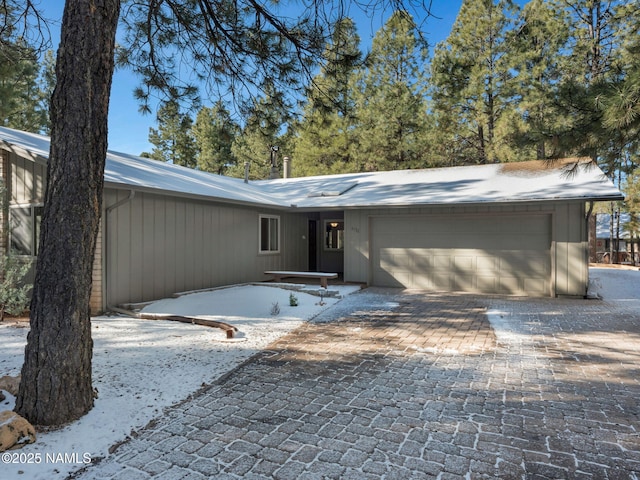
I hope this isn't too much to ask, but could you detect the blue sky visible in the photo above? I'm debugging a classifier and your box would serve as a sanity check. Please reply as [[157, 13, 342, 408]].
[[38, 1, 485, 155]]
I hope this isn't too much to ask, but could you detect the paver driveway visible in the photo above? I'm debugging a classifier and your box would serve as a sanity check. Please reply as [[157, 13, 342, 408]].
[[76, 276, 640, 479]]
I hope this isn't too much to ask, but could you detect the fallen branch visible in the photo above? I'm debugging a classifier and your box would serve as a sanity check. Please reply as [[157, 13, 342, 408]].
[[108, 307, 238, 339]]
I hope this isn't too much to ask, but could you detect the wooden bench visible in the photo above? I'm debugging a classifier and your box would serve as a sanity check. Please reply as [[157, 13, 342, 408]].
[[264, 271, 338, 289]]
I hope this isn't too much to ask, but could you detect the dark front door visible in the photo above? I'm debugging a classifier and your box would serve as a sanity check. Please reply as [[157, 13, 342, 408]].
[[308, 220, 318, 271]]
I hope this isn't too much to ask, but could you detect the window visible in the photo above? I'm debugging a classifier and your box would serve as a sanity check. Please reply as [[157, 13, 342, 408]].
[[259, 214, 280, 253], [10, 205, 44, 256], [324, 220, 344, 251]]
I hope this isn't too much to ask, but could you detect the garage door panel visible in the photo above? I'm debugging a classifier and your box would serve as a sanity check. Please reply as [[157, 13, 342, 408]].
[[476, 256, 498, 273], [477, 276, 498, 292], [371, 214, 551, 296], [433, 255, 451, 269], [497, 275, 521, 294], [453, 255, 474, 270], [432, 271, 452, 290], [499, 252, 550, 275], [453, 274, 475, 291], [524, 278, 547, 294]]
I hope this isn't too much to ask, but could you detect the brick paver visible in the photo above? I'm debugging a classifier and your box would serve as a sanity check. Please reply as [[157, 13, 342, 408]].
[[75, 289, 640, 479]]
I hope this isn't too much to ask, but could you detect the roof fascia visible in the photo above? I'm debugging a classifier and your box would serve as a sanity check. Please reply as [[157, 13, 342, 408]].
[[0, 142, 48, 166], [103, 183, 292, 211]]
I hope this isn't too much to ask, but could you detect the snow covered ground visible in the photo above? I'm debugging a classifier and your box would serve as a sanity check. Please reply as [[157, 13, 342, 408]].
[[0, 283, 360, 480], [1, 267, 637, 479]]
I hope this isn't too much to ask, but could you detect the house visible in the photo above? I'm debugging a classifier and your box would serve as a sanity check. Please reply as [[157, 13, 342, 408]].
[[0, 127, 623, 313], [593, 213, 637, 264]]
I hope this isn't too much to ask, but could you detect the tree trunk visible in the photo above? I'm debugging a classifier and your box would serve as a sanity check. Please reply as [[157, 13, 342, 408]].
[[15, 0, 120, 426]]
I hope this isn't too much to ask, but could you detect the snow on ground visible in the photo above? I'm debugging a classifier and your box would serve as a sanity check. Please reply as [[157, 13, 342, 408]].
[[0, 283, 360, 480], [486, 265, 640, 345], [588, 266, 640, 306]]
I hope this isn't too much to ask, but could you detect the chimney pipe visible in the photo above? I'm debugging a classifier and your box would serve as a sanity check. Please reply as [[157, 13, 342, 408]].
[[283, 156, 290, 179], [244, 162, 250, 183]]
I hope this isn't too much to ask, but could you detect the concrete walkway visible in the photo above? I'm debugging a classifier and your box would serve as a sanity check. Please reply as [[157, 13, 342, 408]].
[[76, 281, 640, 479]]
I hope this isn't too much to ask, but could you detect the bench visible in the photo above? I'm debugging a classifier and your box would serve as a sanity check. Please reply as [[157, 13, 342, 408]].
[[264, 271, 338, 289]]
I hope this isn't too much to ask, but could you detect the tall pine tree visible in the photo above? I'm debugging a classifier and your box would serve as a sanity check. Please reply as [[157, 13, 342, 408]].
[[292, 17, 362, 176], [230, 84, 292, 180], [550, 0, 627, 166], [193, 101, 239, 174], [430, 0, 518, 165], [147, 99, 198, 168], [508, 0, 570, 159], [354, 11, 429, 171], [0, 37, 49, 132]]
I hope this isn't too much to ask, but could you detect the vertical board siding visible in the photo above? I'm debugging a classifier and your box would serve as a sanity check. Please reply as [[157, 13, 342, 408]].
[[10, 153, 46, 204], [104, 189, 308, 308], [0, 151, 8, 258]]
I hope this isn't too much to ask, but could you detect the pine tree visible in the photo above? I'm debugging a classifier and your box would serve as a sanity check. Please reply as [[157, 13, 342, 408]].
[[0, 38, 49, 133], [148, 99, 198, 168], [193, 101, 239, 174], [430, 0, 518, 165], [550, 0, 628, 165], [354, 11, 429, 171], [39, 50, 57, 134], [292, 18, 362, 176], [598, 1, 640, 144], [508, 0, 570, 159], [229, 84, 292, 180]]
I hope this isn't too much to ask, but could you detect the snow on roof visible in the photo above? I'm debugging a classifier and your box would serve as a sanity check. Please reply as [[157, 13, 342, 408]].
[[0, 126, 623, 210], [258, 159, 623, 208], [103, 150, 282, 206], [596, 213, 634, 238], [0, 127, 283, 207]]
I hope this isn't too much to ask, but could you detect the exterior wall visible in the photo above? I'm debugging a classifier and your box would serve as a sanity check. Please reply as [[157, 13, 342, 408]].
[[103, 188, 308, 309], [6, 149, 115, 315], [553, 202, 588, 296], [345, 201, 589, 297], [5, 149, 47, 285], [0, 150, 8, 259], [90, 220, 103, 314], [9, 150, 46, 204]]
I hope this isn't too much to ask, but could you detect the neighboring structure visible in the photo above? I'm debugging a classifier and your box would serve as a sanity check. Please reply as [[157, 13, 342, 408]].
[[0, 127, 623, 313], [593, 213, 637, 264]]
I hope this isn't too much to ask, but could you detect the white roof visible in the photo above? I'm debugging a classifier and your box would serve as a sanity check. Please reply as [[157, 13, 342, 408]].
[[258, 160, 623, 208], [0, 126, 623, 210], [596, 213, 634, 239], [0, 127, 282, 207]]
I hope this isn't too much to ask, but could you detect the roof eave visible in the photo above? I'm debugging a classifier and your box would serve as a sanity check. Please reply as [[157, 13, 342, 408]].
[[103, 182, 291, 210]]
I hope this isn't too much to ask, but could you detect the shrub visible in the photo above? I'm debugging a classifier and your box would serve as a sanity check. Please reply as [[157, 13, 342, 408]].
[[0, 254, 32, 321], [289, 293, 298, 306]]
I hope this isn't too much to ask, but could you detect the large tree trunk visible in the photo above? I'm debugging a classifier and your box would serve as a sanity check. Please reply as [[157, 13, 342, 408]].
[[15, 0, 120, 426]]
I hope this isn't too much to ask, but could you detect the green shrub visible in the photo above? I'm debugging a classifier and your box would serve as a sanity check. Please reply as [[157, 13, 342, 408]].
[[289, 293, 298, 306], [0, 254, 32, 320]]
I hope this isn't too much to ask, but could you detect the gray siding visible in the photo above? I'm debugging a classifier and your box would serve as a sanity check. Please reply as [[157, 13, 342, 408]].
[[103, 189, 308, 308], [8, 151, 46, 204], [553, 202, 588, 296], [345, 202, 588, 297]]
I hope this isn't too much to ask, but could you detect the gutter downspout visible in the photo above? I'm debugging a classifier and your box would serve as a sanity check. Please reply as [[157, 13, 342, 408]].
[[104, 190, 135, 311], [585, 200, 594, 298]]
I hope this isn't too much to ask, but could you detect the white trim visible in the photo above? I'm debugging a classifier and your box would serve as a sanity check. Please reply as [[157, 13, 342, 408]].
[[258, 214, 280, 254]]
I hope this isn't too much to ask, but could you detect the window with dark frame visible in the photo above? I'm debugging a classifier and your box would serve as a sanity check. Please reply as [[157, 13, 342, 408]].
[[324, 220, 344, 251], [259, 214, 280, 253], [10, 204, 44, 256]]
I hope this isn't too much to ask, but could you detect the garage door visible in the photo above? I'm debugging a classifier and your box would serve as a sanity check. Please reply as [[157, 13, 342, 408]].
[[371, 214, 552, 296]]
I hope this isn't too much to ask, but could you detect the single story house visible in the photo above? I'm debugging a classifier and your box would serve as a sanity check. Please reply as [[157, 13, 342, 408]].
[[0, 126, 623, 313], [593, 213, 637, 264]]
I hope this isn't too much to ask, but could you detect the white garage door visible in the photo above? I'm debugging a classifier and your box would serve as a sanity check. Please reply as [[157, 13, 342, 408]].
[[371, 214, 552, 296]]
